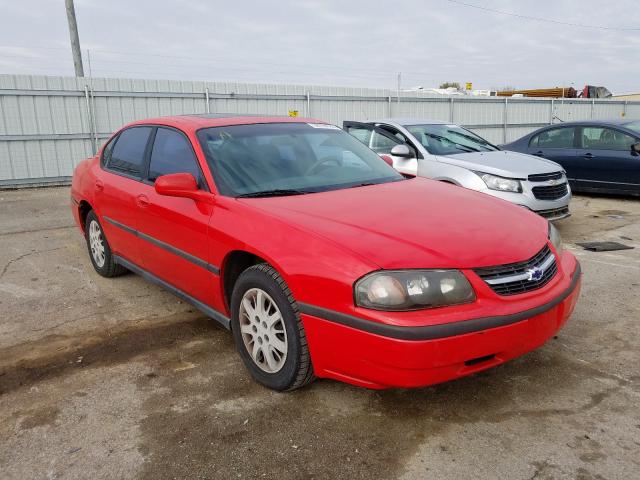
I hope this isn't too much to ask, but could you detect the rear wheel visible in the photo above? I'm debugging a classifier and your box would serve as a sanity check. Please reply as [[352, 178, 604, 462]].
[[231, 263, 315, 391], [84, 211, 127, 277]]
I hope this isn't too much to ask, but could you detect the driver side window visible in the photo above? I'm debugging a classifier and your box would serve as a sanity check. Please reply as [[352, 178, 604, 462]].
[[148, 128, 202, 183], [581, 127, 635, 151], [374, 125, 418, 157], [370, 130, 402, 154]]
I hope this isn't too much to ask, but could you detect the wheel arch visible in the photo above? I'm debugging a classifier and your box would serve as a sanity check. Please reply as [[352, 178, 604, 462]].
[[220, 250, 270, 312], [78, 200, 94, 232], [435, 177, 462, 186]]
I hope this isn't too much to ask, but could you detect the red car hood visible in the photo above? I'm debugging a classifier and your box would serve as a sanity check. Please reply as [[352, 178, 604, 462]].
[[243, 177, 549, 269]]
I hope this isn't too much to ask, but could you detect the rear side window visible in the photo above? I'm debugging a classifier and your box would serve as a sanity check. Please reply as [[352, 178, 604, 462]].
[[148, 128, 201, 182], [108, 127, 152, 176], [530, 127, 575, 149], [101, 137, 116, 166]]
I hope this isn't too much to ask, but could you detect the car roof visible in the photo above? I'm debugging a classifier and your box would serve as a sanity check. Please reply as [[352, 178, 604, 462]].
[[544, 119, 638, 127], [372, 118, 450, 127], [125, 114, 327, 131]]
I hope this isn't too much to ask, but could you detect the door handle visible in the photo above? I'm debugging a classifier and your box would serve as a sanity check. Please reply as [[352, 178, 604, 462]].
[[95, 180, 104, 191], [583, 153, 594, 159], [137, 194, 150, 208], [533, 151, 544, 157]]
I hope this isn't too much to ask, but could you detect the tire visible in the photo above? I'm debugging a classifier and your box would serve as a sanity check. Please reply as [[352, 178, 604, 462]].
[[230, 263, 315, 391], [84, 210, 127, 278]]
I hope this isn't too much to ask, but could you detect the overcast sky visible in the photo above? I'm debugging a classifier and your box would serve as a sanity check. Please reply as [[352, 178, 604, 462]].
[[0, 0, 638, 93]]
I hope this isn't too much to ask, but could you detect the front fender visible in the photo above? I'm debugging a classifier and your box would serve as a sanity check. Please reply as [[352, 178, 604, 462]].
[[419, 159, 486, 191], [208, 197, 379, 317]]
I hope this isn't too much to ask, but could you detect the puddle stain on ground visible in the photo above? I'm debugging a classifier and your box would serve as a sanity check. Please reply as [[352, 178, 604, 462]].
[[0, 312, 220, 395], [15, 405, 60, 429]]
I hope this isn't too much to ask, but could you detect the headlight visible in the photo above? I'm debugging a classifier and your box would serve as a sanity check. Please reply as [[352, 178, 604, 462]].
[[355, 270, 475, 311], [478, 173, 522, 193], [548, 222, 563, 254]]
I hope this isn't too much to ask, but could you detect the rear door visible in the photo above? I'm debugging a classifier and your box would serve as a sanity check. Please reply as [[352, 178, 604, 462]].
[[343, 121, 418, 175], [98, 126, 153, 263], [575, 126, 640, 191], [136, 126, 216, 305], [526, 126, 579, 178]]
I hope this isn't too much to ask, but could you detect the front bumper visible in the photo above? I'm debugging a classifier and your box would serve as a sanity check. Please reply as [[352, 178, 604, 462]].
[[476, 177, 572, 220], [530, 205, 571, 221], [301, 257, 581, 389]]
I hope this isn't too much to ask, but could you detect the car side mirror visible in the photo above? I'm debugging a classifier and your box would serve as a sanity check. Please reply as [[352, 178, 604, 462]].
[[390, 144, 413, 158], [155, 173, 213, 203], [632, 142, 640, 155]]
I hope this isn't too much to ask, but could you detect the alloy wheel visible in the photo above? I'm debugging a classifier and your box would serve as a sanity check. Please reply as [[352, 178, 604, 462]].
[[88, 220, 106, 268], [238, 288, 288, 373]]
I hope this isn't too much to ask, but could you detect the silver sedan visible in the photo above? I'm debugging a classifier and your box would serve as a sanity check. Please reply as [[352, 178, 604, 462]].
[[344, 119, 572, 221]]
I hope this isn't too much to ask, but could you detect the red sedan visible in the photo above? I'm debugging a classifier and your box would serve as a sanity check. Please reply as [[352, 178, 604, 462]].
[[71, 115, 581, 391]]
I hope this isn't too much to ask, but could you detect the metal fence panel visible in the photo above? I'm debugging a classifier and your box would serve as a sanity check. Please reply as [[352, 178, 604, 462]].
[[1, 73, 639, 186]]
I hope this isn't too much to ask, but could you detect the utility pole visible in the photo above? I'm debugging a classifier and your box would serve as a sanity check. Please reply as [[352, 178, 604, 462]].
[[65, 0, 84, 77], [397, 72, 401, 104]]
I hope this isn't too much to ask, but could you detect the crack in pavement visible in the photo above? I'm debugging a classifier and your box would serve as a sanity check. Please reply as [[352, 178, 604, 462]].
[[0, 247, 64, 279], [0, 224, 75, 237]]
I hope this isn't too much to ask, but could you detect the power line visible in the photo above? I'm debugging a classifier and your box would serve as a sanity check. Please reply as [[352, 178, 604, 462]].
[[444, 0, 640, 31], [0, 44, 446, 82], [0, 54, 400, 81]]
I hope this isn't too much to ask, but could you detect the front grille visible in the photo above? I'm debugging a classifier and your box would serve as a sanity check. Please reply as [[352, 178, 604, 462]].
[[532, 183, 568, 200], [536, 206, 570, 219], [528, 171, 563, 182], [474, 245, 557, 296]]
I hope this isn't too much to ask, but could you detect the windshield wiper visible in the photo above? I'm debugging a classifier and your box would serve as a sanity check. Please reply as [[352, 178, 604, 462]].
[[345, 177, 407, 189], [423, 133, 480, 152], [236, 189, 310, 198], [351, 182, 377, 187], [445, 130, 498, 150]]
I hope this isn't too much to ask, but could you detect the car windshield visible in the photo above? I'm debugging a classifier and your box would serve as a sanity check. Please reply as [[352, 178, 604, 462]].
[[405, 124, 498, 155], [623, 121, 640, 134], [197, 122, 405, 197]]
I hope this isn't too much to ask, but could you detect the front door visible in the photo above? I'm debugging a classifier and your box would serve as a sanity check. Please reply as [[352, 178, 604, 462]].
[[136, 127, 216, 305], [343, 121, 419, 175], [575, 126, 640, 191]]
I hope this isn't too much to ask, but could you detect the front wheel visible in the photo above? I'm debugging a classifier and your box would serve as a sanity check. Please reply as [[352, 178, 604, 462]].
[[230, 263, 315, 391]]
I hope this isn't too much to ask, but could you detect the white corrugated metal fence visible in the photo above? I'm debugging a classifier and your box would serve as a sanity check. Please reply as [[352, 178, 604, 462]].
[[1, 74, 639, 186]]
